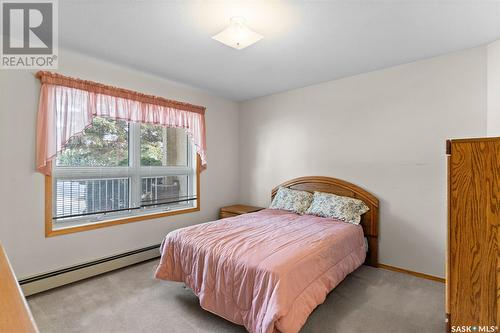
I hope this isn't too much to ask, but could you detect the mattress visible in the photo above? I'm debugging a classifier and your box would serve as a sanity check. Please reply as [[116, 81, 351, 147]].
[[155, 209, 366, 333]]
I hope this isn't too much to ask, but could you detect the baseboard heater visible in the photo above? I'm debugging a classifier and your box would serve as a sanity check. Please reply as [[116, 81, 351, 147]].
[[19, 244, 161, 296]]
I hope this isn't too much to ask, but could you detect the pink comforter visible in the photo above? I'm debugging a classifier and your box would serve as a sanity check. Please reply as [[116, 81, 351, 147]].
[[155, 209, 366, 333]]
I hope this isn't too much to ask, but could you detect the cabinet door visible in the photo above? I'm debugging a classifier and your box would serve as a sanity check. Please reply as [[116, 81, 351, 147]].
[[448, 139, 499, 328]]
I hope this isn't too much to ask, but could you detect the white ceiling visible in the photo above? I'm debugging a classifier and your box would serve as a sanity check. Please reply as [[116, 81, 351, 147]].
[[60, 0, 500, 101]]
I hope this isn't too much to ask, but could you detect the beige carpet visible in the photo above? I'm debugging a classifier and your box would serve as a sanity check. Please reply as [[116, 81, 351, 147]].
[[28, 259, 445, 333]]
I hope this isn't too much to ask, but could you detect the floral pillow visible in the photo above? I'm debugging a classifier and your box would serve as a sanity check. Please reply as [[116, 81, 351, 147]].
[[269, 187, 314, 215], [305, 191, 369, 225]]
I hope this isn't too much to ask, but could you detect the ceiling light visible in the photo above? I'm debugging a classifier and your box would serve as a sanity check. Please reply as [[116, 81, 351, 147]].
[[212, 17, 263, 50]]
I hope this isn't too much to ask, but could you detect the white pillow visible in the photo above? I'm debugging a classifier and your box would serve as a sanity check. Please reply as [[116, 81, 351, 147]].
[[269, 187, 313, 215], [305, 191, 369, 225]]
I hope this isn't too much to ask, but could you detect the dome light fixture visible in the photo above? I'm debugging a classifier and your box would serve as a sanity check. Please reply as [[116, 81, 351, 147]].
[[212, 17, 263, 50]]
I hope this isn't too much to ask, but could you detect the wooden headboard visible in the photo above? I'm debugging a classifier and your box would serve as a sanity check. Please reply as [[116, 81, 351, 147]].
[[271, 176, 379, 267]]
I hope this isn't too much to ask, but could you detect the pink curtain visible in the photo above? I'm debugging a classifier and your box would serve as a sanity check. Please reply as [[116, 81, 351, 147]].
[[36, 71, 207, 175]]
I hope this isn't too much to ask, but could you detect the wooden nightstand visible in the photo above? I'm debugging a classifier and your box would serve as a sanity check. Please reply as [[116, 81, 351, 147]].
[[219, 204, 264, 219]]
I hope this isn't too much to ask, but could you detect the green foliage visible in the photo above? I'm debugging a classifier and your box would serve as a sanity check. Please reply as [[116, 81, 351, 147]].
[[140, 124, 164, 166], [57, 117, 129, 167], [140, 156, 162, 166], [57, 118, 167, 167]]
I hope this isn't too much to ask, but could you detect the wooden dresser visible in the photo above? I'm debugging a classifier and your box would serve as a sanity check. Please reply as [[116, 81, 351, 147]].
[[446, 137, 499, 331], [0, 245, 38, 332], [219, 204, 264, 219]]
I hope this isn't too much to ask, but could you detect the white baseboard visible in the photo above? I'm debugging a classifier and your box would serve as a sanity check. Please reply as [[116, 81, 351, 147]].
[[20, 245, 160, 296]]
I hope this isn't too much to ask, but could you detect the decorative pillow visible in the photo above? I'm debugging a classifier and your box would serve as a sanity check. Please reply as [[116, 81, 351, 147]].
[[269, 187, 313, 215], [305, 191, 369, 225]]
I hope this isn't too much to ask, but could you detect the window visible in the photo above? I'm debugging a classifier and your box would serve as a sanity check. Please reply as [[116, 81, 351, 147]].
[[47, 117, 199, 235]]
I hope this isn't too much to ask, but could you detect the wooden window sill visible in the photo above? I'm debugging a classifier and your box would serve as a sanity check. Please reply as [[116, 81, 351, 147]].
[[46, 206, 200, 237]]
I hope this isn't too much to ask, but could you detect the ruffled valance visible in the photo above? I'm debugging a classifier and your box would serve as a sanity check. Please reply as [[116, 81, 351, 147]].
[[36, 71, 207, 175]]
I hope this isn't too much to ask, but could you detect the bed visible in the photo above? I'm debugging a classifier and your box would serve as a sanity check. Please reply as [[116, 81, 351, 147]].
[[155, 176, 379, 333]]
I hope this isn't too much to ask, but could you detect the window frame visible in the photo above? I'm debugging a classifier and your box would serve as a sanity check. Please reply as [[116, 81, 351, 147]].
[[44, 122, 200, 237]]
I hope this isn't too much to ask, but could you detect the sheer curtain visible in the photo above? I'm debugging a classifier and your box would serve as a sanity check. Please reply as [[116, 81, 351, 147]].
[[36, 71, 207, 175]]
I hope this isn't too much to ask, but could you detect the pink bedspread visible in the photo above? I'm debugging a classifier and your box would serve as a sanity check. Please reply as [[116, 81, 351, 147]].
[[155, 209, 366, 333]]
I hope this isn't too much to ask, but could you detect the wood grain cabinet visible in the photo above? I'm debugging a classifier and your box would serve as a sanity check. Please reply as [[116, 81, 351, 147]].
[[219, 205, 264, 219], [446, 137, 500, 331], [0, 245, 38, 332]]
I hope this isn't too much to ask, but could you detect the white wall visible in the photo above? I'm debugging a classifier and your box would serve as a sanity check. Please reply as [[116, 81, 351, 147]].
[[487, 39, 500, 136], [239, 47, 487, 278], [0, 49, 240, 278], [0, 45, 490, 280]]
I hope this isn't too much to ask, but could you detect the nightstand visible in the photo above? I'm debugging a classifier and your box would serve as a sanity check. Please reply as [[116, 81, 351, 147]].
[[219, 204, 264, 219]]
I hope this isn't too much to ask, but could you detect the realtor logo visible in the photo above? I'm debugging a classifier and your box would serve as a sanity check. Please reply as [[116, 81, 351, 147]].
[[1, 0, 58, 69]]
